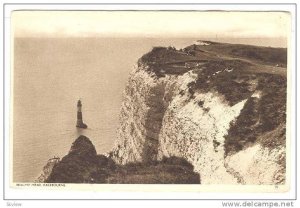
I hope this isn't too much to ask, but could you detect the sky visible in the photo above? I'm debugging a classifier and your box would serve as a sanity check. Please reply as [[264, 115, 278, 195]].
[[12, 11, 290, 38]]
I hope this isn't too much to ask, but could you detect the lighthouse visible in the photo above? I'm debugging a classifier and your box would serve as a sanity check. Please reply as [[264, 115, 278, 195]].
[[76, 100, 88, 129]]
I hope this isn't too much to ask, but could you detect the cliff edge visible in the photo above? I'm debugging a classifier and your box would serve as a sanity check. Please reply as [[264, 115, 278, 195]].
[[38, 41, 286, 185], [111, 41, 286, 185]]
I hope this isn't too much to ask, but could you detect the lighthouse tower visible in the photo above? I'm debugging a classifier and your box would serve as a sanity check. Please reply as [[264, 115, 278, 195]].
[[76, 100, 87, 129]]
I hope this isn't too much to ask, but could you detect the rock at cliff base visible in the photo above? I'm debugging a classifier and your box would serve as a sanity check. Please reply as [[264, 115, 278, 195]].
[[35, 157, 60, 183], [44, 136, 200, 184]]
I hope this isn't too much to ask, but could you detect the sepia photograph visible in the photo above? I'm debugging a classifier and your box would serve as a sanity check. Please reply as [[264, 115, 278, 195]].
[[11, 10, 290, 190]]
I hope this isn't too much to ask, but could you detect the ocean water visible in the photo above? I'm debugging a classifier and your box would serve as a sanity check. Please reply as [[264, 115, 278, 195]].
[[13, 37, 286, 182]]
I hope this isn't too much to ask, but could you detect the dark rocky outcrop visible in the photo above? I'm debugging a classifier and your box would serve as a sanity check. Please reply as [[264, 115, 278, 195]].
[[46, 135, 104, 183], [45, 135, 200, 184]]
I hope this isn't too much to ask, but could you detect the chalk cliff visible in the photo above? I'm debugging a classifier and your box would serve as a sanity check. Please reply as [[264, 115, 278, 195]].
[[38, 41, 286, 185], [111, 42, 287, 185]]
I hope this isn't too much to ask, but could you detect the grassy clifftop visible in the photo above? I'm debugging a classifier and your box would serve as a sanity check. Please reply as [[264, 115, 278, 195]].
[[186, 41, 287, 67], [46, 136, 200, 184], [139, 40, 286, 156]]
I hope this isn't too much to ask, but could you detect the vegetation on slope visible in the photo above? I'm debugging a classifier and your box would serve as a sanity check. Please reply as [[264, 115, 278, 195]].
[[138, 46, 212, 77], [139, 41, 287, 156], [46, 136, 200, 184], [224, 73, 286, 155], [188, 59, 254, 106], [107, 156, 200, 184]]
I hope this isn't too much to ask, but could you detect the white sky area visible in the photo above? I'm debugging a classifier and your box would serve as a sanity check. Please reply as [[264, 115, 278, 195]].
[[12, 11, 290, 38]]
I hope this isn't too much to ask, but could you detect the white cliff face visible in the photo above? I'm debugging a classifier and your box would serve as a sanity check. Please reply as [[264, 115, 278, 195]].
[[112, 64, 285, 185], [158, 90, 247, 184], [225, 144, 286, 185], [112, 65, 174, 164]]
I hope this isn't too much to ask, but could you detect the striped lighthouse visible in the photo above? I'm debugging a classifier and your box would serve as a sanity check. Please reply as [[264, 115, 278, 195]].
[[76, 100, 87, 129]]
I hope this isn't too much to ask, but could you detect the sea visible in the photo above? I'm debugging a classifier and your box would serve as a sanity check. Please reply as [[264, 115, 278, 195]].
[[13, 37, 286, 182]]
